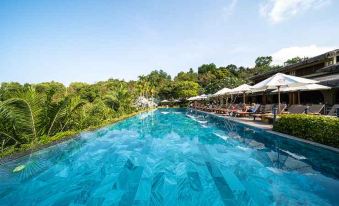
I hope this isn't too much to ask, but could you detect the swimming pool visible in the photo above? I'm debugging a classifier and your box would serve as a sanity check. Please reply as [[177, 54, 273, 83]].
[[0, 108, 338, 205]]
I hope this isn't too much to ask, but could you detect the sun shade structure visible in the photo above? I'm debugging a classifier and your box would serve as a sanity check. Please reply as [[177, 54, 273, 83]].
[[271, 83, 331, 93], [252, 73, 318, 90], [187, 94, 210, 101], [212, 87, 232, 97], [229, 84, 253, 94], [229, 84, 253, 104], [271, 83, 331, 104], [196, 94, 209, 100], [252, 73, 319, 109], [187, 96, 197, 101]]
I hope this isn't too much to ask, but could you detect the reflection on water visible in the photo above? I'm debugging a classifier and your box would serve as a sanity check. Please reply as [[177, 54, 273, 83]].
[[0, 108, 338, 205]]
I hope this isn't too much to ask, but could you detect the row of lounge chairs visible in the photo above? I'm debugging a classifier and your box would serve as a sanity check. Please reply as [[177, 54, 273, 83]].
[[191, 103, 339, 122]]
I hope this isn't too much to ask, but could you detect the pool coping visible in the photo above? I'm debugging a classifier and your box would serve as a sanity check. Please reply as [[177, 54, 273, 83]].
[[192, 109, 339, 153]]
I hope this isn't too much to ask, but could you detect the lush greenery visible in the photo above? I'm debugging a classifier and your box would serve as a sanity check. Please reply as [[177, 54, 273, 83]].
[[0, 55, 291, 157], [273, 114, 339, 148], [0, 79, 142, 157]]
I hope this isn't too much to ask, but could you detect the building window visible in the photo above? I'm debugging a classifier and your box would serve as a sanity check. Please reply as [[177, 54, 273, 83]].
[[336, 56, 339, 64]]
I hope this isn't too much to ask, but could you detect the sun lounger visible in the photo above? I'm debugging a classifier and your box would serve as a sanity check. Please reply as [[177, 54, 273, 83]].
[[327, 104, 339, 117], [253, 104, 286, 121], [215, 104, 238, 116], [283, 105, 307, 114], [307, 104, 325, 115], [251, 104, 273, 120], [234, 104, 261, 117]]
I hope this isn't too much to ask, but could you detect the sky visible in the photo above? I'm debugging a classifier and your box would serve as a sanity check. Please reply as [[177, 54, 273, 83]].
[[0, 0, 338, 85]]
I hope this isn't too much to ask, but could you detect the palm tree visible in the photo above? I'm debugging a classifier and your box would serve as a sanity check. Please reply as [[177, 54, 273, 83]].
[[46, 96, 85, 136], [0, 88, 85, 152], [0, 89, 43, 156]]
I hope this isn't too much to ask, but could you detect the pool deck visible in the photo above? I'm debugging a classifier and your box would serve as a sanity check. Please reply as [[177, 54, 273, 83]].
[[196, 111, 274, 130], [223, 116, 273, 130]]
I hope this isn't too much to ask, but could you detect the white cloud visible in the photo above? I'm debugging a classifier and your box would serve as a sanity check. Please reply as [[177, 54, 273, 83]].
[[260, 0, 331, 23], [271, 45, 336, 65], [223, 0, 238, 16]]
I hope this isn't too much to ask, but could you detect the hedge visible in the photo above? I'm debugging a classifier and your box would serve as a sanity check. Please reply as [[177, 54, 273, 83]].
[[273, 114, 339, 148]]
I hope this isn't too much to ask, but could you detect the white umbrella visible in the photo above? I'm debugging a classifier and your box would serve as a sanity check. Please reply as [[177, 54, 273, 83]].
[[188, 94, 209, 101], [271, 83, 330, 93], [187, 96, 198, 101], [230, 84, 253, 104], [161, 100, 169, 103], [252, 73, 318, 108], [197, 94, 209, 100], [212, 88, 231, 106], [213, 87, 232, 97], [271, 83, 331, 104]]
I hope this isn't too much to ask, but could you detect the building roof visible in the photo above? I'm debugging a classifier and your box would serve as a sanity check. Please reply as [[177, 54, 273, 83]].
[[313, 73, 339, 88], [250, 49, 339, 81]]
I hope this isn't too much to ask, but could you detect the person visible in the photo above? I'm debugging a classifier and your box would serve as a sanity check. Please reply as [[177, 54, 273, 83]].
[[241, 103, 247, 112], [247, 103, 256, 112]]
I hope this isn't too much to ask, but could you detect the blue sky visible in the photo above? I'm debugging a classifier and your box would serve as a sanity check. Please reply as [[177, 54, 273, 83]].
[[0, 0, 338, 85]]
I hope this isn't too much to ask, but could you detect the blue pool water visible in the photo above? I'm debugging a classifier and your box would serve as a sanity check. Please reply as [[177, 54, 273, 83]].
[[0, 108, 339, 205]]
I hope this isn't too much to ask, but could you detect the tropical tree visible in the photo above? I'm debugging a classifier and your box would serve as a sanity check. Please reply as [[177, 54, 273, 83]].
[[0, 88, 43, 149], [173, 81, 200, 99], [284, 57, 303, 65]]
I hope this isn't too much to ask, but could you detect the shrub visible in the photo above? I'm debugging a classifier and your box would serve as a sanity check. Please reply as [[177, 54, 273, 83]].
[[273, 114, 339, 148]]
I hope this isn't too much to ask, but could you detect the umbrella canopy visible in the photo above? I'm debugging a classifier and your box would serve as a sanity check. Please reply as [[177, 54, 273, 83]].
[[161, 100, 170, 103], [229, 84, 252, 104], [229, 84, 253, 94], [197, 94, 209, 100], [271, 83, 331, 93], [252, 73, 318, 90], [187, 94, 210, 101], [187, 96, 197, 101], [271, 83, 331, 104], [213, 87, 232, 97], [252, 73, 319, 109]]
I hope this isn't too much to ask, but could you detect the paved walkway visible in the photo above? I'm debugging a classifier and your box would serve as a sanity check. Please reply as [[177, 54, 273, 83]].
[[198, 111, 273, 130], [228, 116, 273, 130]]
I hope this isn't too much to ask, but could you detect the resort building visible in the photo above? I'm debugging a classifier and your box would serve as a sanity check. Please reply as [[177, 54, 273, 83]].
[[249, 49, 339, 107]]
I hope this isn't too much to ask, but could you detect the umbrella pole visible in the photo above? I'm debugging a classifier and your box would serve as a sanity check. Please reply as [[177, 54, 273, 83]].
[[243, 92, 246, 105], [278, 86, 281, 112], [298, 91, 300, 104]]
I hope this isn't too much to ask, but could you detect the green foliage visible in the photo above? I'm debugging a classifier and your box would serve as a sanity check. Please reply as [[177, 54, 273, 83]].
[[204, 76, 245, 94], [0, 79, 140, 156], [255, 56, 272, 67], [273, 114, 339, 148], [253, 56, 275, 74], [198, 63, 217, 74], [284, 57, 303, 65], [173, 81, 200, 98], [174, 68, 198, 82]]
